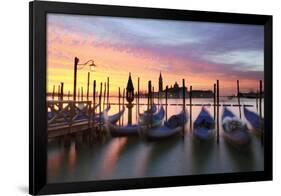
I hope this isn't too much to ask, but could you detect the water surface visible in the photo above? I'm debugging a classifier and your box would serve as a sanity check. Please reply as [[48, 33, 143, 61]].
[[47, 98, 264, 183]]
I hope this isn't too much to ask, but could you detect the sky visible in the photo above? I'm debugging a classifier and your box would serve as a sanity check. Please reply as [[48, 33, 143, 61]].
[[47, 13, 264, 96]]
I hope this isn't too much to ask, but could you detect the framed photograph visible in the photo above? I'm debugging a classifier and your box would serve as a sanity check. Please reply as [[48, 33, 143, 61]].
[[29, 1, 272, 195]]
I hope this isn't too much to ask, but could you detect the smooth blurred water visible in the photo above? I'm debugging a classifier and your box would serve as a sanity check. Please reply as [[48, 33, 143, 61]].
[[47, 97, 264, 183]]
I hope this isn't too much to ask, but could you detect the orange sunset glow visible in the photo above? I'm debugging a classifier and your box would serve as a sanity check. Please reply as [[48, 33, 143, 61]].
[[47, 14, 264, 96]]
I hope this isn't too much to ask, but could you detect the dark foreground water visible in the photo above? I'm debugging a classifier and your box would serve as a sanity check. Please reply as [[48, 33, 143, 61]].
[[47, 98, 264, 183]]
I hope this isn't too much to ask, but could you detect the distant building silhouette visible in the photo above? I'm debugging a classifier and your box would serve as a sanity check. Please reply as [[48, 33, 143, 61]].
[[159, 72, 163, 92], [239, 91, 264, 98], [165, 82, 214, 98], [191, 90, 214, 98], [138, 72, 214, 98], [165, 82, 187, 98]]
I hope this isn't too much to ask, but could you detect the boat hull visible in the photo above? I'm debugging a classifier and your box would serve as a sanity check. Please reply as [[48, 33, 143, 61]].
[[223, 130, 251, 148], [109, 124, 140, 137], [193, 128, 215, 141], [244, 107, 263, 136], [222, 107, 251, 149], [144, 126, 183, 141], [193, 107, 215, 141]]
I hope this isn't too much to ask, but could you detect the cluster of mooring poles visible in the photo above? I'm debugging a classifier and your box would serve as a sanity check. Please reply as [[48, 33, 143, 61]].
[[49, 57, 265, 146]]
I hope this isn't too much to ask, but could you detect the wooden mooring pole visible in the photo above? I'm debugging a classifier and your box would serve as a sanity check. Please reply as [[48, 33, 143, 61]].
[[213, 83, 216, 121], [216, 80, 220, 144], [182, 79, 186, 136], [52, 85, 55, 100], [138, 77, 140, 117], [182, 79, 186, 109], [237, 80, 241, 119], [148, 81, 152, 111], [68, 90, 70, 100], [99, 83, 103, 131], [122, 88, 125, 126], [165, 86, 168, 122], [87, 72, 90, 100], [103, 82, 106, 110], [158, 88, 160, 110], [60, 82, 64, 101], [107, 77, 110, 107], [256, 89, 259, 112], [78, 87, 80, 101], [260, 80, 263, 146], [93, 80, 96, 108], [152, 86, 155, 104], [81, 87, 84, 101], [135, 90, 138, 122], [93, 80, 96, 127], [189, 85, 192, 131], [118, 87, 121, 127], [58, 85, 61, 100]]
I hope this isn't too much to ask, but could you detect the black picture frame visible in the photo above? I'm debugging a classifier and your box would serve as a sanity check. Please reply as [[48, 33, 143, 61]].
[[29, 1, 273, 195]]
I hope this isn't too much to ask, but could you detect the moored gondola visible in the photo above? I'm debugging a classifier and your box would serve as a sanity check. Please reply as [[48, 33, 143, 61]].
[[73, 104, 111, 121], [103, 107, 125, 124], [143, 110, 188, 140], [193, 107, 215, 141], [222, 107, 251, 148], [108, 106, 165, 137], [138, 105, 165, 127], [243, 106, 263, 135], [139, 103, 157, 118], [107, 123, 141, 137]]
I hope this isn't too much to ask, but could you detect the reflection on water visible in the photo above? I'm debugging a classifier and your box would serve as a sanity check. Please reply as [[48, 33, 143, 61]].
[[67, 142, 77, 175], [98, 137, 128, 178], [47, 98, 264, 183]]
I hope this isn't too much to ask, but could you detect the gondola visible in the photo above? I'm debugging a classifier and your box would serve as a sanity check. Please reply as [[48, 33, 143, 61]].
[[143, 104, 157, 114], [243, 106, 263, 135], [74, 104, 111, 121], [138, 104, 157, 119], [138, 105, 165, 127], [92, 104, 111, 121], [108, 106, 165, 137], [107, 123, 141, 137], [193, 107, 215, 141], [103, 107, 125, 124], [143, 110, 188, 140], [222, 107, 251, 148]]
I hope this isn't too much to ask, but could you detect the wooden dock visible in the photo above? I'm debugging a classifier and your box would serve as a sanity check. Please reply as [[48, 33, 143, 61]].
[[48, 100, 93, 138], [48, 120, 91, 138]]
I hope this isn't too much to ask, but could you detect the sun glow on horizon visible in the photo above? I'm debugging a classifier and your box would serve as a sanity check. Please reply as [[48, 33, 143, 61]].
[[47, 14, 264, 97]]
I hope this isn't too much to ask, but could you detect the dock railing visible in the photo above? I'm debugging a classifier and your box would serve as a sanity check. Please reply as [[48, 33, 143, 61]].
[[47, 100, 92, 137]]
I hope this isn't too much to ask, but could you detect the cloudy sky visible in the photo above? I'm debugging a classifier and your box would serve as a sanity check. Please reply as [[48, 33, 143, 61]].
[[47, 13, 264, 96]]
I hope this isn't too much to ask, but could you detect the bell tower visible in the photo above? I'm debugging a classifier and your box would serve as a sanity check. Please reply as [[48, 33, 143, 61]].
[[159, 72, 163, 92]]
